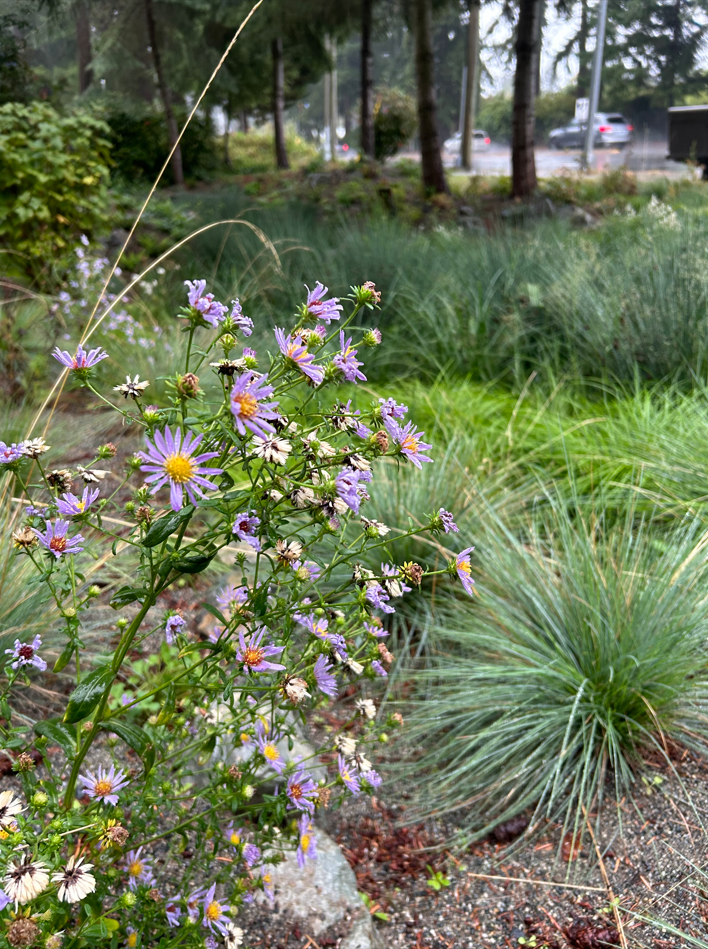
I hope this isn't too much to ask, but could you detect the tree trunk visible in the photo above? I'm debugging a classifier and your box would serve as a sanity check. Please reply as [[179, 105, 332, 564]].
[[413, 0, 448, 193], [74, 0, 93, 94], [534, 0, 545, 98], [576, 0, 590, 97], [461, 0, 480, 170], [272, 37, 289, 170], [241, 111, 249, 133], [144, 0, 184, 186], [667, 0, 682, 107], [511, 0, 541, 199], [360, 0, 375, 159]]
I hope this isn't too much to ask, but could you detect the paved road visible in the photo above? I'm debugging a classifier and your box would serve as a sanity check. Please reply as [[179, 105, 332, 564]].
[[440, 142, 694, 178]]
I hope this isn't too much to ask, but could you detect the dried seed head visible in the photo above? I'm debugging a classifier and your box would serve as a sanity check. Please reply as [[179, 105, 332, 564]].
[[315, 786, 331, 809], [134, 505, 153, 526], [146, 888, 161, 902], [103, 822, 129, 847], [372, 430, 389, 454], [280, 676, 310, 704], [176, 372, 200, 399], [47, 470, 73, 492], [377, 643, 394, 668], [227, 765, 243, 782], [13, 753, 35, 773], [12, 527, 37, 550], [401, 562, 424, 586], [7, 918, 40, 947]]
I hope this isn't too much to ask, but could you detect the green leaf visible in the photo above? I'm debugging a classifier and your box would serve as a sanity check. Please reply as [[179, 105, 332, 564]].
[[53, 640, 75, 673], [109, 586, 144, 610], [251, 582, 269, 617], [64, 665, 112, 723], [99, 720, 155, 775], [172, 547, 216, 575], [201, 603, 228, 626], [142, 506, 193, 548], [34, 719, 76, 759]]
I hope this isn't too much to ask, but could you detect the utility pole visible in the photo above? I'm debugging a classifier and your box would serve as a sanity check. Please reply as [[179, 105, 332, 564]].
[[461, 0, 480, 171], [323, 35, 338, 161], [581, 0, 609, 172]]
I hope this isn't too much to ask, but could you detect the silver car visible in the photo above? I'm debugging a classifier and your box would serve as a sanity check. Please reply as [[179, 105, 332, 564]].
[[597, 112, 634, 148], [443, 130, 491, 165]]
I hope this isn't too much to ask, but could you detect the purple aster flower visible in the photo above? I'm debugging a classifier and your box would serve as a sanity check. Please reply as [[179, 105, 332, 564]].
[[139, 426, 223, 512], [379, 397, 407, 421], [286, 769, 318, 813], [305, 281, 343, 323], [297, 815, 317, 868], [333, 331, 366, 383], [257, 729, 285, 773], [205, 937, 219, 949], [216, 584, 249, 612], [230, 299, 254, 337], [184, 279, 228, 327], [371, 659, 388, 677], [313, 655, 337, 697], [364, 621, 388, 638], [0, 443, 23, 464], [0, 890, 10, 912], [225, 824, 244, 850], [384, 418, 433, 468], [244, 347, 257, 358], [202, 883, 231, 935], [365, 581, 395, 614], [259, 867, 275, 902], [456, 547, 475, 597], [335, 468, 372, 515], [165, 900, 181, 927], [165, 614, 186, 644], [25, 505, 47, 518], [355, 421, 373, 440], [242, 843, 261, 868], [237, 627, 285, 673], [125, 848, 155, 890], [34, 519, 85, 558], [438, 508, 459, 533], [80, 764, 129, 806], [232, 511, 261, 551], [328, 633, 349, 658], [361, 769, 383, 788], [275, 328, 324, 385], [5, 636, 47, 672], [52, 343, 109, 370], [298, 561, 322, 581], [56, 486, 99, 517], [295, 611, 329, 640], [338, 755, 360, 796], [230, 371, 280, 440], [186, 887, 206, 922]]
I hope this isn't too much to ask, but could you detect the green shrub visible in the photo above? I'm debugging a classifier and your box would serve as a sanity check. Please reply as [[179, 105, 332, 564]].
[[374, 88, 417, 161], [103, 105, 217, 183], [404, 495, 708, 846], [0, 102, 110, 275]]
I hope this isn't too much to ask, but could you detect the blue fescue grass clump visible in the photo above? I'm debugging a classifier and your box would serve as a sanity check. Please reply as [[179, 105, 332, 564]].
[[403, 492, 708, 847]]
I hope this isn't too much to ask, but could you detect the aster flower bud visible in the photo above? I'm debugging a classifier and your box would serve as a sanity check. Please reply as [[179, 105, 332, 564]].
[[401, 562, 424, 586], [242, 784, 255, 799], [127, 454, 142, 472], [176, 372, 200, 399], [243, 349, 258, 370], [87, 585, 100, 597], [98, 442, 117, 458], [124, 501, 135, 514], [141, 405, 163, 425], [31, 791, 48, 807], [362, 328, 382, 347], [121, 892, 137, 908], [220, 333, 236, 354]]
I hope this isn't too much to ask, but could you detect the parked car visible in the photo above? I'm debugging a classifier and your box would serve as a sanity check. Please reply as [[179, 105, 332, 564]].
[[548, 113, 634, 150], [443, 130, 491, 164]]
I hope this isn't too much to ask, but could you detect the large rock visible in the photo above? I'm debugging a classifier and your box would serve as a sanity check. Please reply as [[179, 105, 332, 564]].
[[257, 829, 384, 948]]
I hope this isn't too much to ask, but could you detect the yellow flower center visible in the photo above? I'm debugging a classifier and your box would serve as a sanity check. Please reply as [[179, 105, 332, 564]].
[[128, 860, 143, 877], [240, 732, 251, 744], [127, 934, 137, 948], [289, 782, 302, 800], [243, 646, 264, 667], [94, 779, 113, 796], [232, 392, 258, 418], [163, 454, 195, 483], [230, 832, 241, 846], [0, 830, 8, 840], [263, 743, 280, 762], [49, 536, 67, 553], [301, 833, 311, 851], [206, 901, 222, 922], [458, 559, 471, 576], [401, 434, 419, 453]]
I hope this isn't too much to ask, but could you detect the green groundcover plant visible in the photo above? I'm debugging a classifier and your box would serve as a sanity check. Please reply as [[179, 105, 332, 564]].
[[0, 275, 474, 948]]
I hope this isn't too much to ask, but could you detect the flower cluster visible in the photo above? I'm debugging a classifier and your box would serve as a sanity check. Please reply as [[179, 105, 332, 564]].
[[0, 277, 475, 947]]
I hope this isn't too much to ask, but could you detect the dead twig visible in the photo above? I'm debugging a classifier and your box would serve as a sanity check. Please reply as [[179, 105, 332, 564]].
[[583, 806, 628, 949], [465, 871, 604, 892]]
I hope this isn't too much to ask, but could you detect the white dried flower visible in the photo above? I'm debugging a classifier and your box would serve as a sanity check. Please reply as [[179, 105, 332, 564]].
[[355, 698, 377, 721], [4, 857, 50, 904], [52, 855, 96, 903], [252, 435, 292, 466], [21, 438, 50, 458], [114, 375, 150, 399], [0, 790, 25, 826]]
